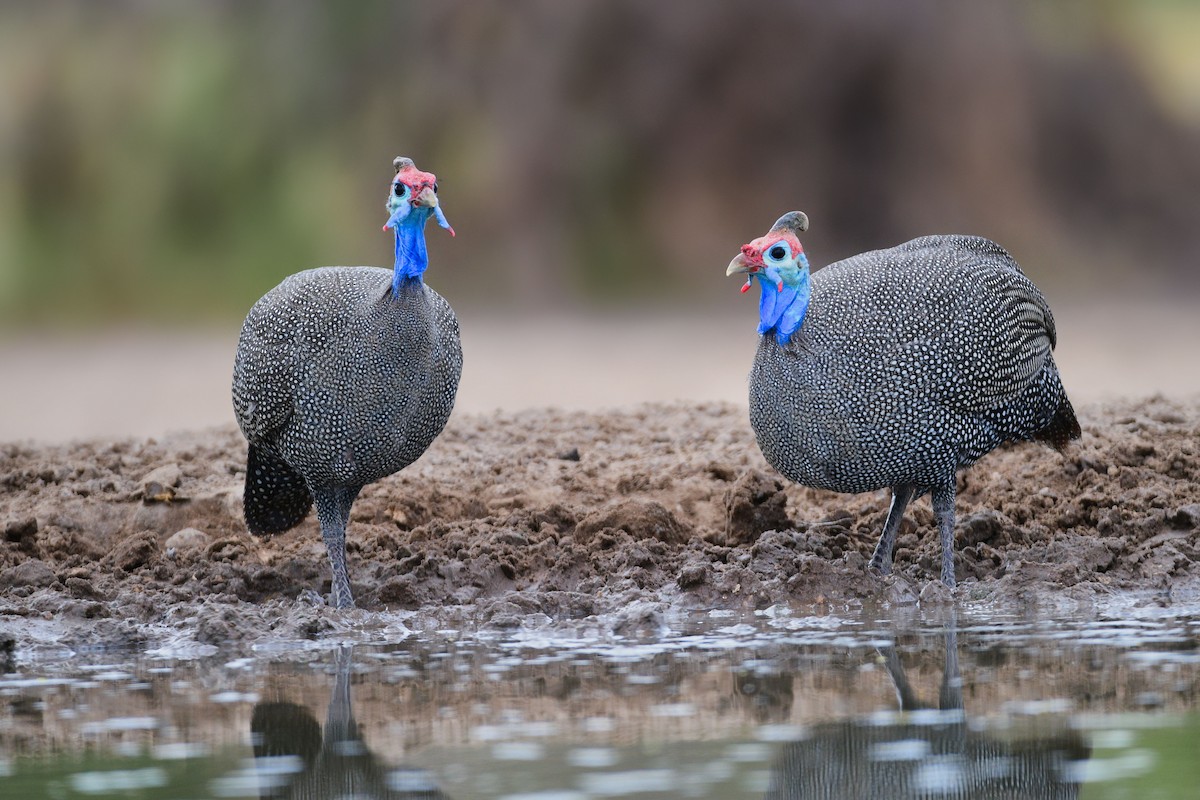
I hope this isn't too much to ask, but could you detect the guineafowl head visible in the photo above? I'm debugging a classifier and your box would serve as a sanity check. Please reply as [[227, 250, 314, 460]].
[[383, 156, 454, 290], [727, 211, 812, 344]]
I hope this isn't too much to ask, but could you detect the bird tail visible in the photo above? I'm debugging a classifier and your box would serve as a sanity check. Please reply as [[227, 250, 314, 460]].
[[1035, 395, 1082, 453], [243, 444, 313, 535]]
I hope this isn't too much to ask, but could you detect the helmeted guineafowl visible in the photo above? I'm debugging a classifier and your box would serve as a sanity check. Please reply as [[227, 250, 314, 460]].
[[232, 157, 461, 609], [727, 212, 1080, 588]]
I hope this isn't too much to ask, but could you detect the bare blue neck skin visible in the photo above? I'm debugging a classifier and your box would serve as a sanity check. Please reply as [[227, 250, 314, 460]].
[[756, 255, 811, 345], [385, 207, 434, 294]]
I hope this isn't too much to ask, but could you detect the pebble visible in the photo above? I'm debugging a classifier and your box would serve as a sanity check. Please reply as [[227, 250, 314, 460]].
[[1, 559, 56, 588], [141, 464, 182, 503], [164, 528, 209, 559]]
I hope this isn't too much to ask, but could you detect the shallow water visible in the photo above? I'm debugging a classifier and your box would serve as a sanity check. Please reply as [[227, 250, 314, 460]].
[[3, 606, 1199, 799]]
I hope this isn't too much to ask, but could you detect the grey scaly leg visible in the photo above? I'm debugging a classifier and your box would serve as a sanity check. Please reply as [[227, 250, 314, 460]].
[[314, 487, 358, 609], [931, 484, 957, 588], [868, 484, 918, 576]]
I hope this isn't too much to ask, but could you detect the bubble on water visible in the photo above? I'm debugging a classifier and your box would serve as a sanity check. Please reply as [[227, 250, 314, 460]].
[[567, 747, 619, 768], [1064, 749, 1156, 783], [725, 742, 772, 762], [649, 702, 696, 718], [578, 768, 676, 794], [913, 756, 966, 794], [210, 691, 258, 704], [870, 739, 931, 762], [492, 741, 545, 761], [756, 723, 810, 742], [387, 768, 443, 792], [153, 742, 211, 760], [106, 716, 159, 731], [71, 767, 167, 794], [581, 716, 615, 733]]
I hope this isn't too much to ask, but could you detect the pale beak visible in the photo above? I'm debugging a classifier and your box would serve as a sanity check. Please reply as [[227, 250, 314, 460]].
[[413, 186, 439, 208], [412, 185, 455, 236], [726, 253, 754, 276]]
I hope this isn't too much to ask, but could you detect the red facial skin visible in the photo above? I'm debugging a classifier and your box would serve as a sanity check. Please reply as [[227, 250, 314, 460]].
[[737, 230, 804, 293], [394, 163, 439, 197], [739, 230, 805, 270]]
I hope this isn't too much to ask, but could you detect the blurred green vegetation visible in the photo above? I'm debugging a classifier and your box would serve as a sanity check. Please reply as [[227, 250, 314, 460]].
[[1, 1, 1198, 328]]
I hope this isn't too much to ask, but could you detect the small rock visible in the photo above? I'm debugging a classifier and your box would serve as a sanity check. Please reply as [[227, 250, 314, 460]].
[[556, 447, 581, 462], [378, 577, 420, 608], [575, 500, 691, 544], [677, 562, 709, 589], [3, 516, 38, 542], [3, 517, 39, 555], [0, 635, 13, 673], [165, 527, 210, 558], [106, 532, 159, 572], [1, 559, 56, 589], [142, 464, 183, 504], [65, 576, 103, 599], [610, 600, 666, 637], [724, 470, 791, 545], [918, 580, 955, 606], [958, 511, 1007, 546], [1168, 504, 1200, 530]]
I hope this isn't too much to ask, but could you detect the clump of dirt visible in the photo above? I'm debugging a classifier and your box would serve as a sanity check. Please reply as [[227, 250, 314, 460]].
[[1, 398, 1198, 650]]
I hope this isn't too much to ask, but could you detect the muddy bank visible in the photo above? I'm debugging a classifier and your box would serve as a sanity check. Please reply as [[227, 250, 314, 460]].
[[2, 397, 1198, 652]]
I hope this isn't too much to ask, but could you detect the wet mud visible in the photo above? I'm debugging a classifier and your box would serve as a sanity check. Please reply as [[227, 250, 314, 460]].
[[1, 397, 1198, 651]]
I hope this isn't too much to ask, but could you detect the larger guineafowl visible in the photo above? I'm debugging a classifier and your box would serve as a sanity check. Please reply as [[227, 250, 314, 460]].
[[727, 212, 1079, 588], [232, 157, 461, 609]]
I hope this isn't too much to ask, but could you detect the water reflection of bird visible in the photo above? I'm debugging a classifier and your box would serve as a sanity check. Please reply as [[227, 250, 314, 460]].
[[232, 157, 462, 608], [251, 646, 450, 800], [728, 213, 1080, 587], [762, 620, 1089, 799]]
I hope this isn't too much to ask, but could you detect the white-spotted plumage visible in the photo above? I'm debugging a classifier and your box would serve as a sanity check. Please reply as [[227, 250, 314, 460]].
[[232, 266, 461, 608], [742, 226, 1079, 587]]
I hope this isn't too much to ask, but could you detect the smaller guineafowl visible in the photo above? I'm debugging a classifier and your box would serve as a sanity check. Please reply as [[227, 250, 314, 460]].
[[727, 212, 1080, 588], [232, 157, 461, 609]]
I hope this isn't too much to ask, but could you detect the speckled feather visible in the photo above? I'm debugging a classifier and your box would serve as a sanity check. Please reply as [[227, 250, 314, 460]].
[[232, 267, 462, 535], [750, 235, 1077, 497]]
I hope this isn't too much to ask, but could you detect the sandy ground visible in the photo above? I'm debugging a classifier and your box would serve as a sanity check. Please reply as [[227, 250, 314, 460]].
[[1, 385, 1198, 652]]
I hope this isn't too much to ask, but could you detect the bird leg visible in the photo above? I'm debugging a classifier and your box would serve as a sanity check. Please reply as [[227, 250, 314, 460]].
[[868, 484, 918, 576], [931, 485, 958, 588], [314, 487, 361, 609]]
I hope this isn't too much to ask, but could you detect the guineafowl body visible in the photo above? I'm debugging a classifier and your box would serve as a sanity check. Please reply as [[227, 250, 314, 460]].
[[232, 158, 461, 608], [728, 212, 1079, 587]]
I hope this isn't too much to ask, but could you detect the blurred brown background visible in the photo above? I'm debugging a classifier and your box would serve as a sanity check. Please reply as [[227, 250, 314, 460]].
[[2, 0, 1198, 440]]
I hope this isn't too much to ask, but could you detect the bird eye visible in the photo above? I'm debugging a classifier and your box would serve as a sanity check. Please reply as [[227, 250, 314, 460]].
[[767, 244, 789, 262], [393, 183, 410, 199], [433, 183, 438, 194]]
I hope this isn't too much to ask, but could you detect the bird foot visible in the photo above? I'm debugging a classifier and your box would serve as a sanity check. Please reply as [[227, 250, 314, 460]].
[[330, 581, 356, 610]]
